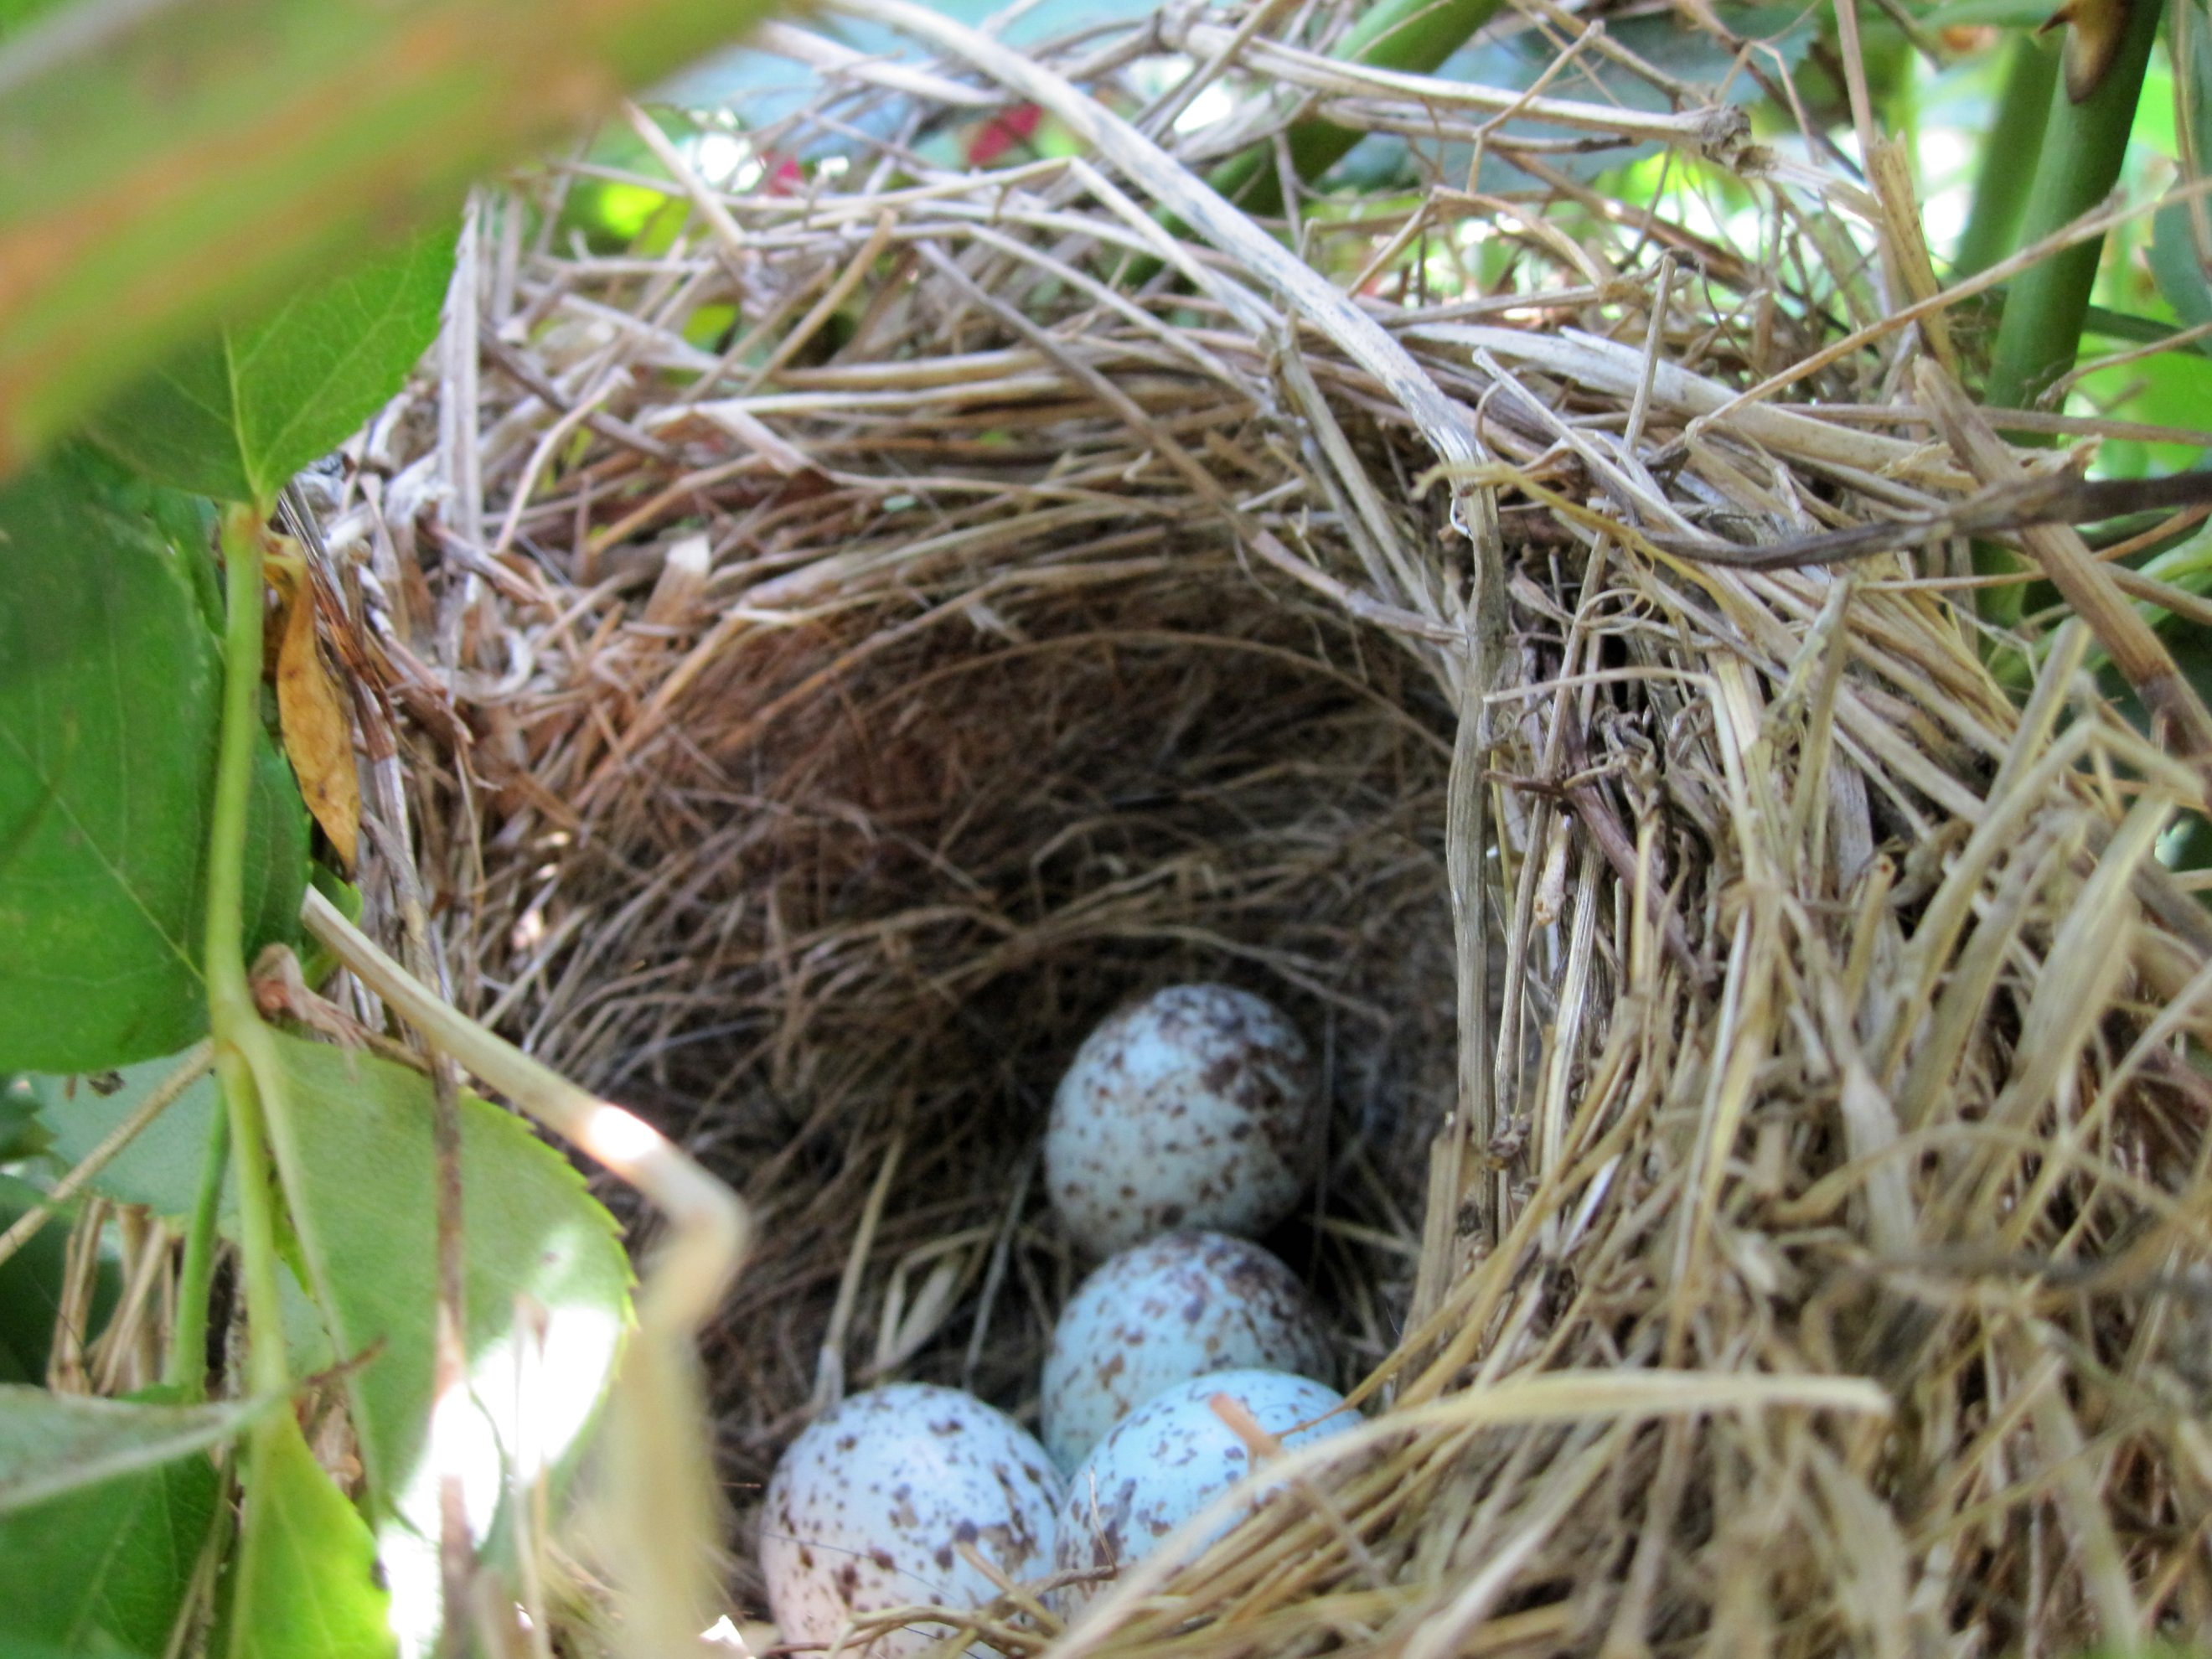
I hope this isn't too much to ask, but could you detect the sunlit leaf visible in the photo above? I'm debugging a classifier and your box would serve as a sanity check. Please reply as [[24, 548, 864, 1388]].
[[87, 231, 453, 508], [256, 1031, 629, 1636], [223, 1416, 392, 1659]]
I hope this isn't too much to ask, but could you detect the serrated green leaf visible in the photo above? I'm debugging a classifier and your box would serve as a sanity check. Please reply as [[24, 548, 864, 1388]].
[[256, 1033, 630, 1589], [0, 1427, 218, 1655], [0, 1385, 267, 1513], [0, 456, 309, 1072], [225, 1415, 392, 1659], [87, 231, 455, 508]]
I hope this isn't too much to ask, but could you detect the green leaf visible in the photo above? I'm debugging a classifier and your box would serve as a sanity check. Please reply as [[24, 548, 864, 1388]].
[[0, 1385, 266, 1513], [22, 1056, 229, 1224], [2151, 201, 2212, 331], [0, 1422, 219, 1655], [0, 0, 70, 39], [0, 455, 309, 1072], [224, 1415, 393, 1659], [256, 1032, 629, 1559], [87, 231, 455, 507]]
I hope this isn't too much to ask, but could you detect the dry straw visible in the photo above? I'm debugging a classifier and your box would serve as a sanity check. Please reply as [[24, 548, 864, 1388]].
[[310, 0, 2212, 1650]]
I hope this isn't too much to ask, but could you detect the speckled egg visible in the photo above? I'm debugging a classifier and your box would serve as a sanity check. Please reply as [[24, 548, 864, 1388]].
[[759, 1383, 1063, 1656], [1053, 1369, 1356, 1614], [1041, 1231, 1330, 1473], [1046, 985, 1320, 1257]]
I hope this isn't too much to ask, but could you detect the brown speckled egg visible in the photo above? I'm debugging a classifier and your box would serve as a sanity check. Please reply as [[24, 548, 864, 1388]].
[[1040, 1232, 1329, 1473], [1053, 1369, 1356, 1616], [758, 1383, 1062, 1657], [1045, 984, 1320, 1257]]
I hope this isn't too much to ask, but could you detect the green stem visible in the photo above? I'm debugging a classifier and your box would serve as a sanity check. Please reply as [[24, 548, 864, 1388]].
[[1977, 0, 2167, 624], [208, 504, 288, 1398], [164, 1105, 230, 1400], [1985, 0, 2167, 412], [1955, 34, 2060, 279]]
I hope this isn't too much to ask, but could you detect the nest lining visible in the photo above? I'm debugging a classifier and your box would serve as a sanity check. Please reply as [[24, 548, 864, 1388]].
[[313, 3, 2212, 1651]]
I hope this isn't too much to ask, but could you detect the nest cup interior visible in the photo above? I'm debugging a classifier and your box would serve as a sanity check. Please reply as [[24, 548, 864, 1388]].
[[361, 259, 1470, 1606], [637, 523, 1461, 1594]]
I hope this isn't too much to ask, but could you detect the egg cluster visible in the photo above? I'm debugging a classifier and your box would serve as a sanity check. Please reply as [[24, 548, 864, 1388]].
[[761, 984, 1356, 1655]]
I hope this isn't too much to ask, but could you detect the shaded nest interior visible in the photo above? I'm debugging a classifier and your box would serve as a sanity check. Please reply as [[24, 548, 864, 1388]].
[[315, 2, 2212, 1650]]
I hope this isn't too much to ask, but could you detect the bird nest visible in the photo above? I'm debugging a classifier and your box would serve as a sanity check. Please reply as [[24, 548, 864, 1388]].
[[315, 1, 2212, 1651]]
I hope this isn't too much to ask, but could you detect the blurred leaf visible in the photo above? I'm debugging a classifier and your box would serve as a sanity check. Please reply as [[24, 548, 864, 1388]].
[[0, 0, 784, 468], [222, 1414, 391, 1659], [0, 0, 67, 35], [2069, 344, 2212, 478], [257, 1033, 630, 1541], [0, 1417, 219, 1655], [0, 455, 308, 1072], [0, 1384, 266, 1512], [2185, 0, 2212, 163], [22, 1057, 226, 1224], [1925, 0, 2060, 25], [86, 231, 455, 507], [1339, 4, 1815, 195], [2152, 201, 2212, 328]]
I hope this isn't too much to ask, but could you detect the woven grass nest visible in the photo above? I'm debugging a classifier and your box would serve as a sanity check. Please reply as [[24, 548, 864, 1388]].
[[313, 2, 2212, 1651]]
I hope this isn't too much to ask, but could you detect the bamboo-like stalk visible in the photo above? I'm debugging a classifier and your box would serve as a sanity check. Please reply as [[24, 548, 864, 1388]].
[[1953, 33, 2060, 278], [1985, 0, 2166, 413], [1977, 0, 2167, 618]]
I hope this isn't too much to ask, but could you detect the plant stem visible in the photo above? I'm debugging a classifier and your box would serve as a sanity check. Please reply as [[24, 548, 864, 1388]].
[[1985, 0, 2168, 411], [208, 504, 289, 1398], [1978, 0, 2167, 623], [165, 1104, 230, 1401], [1955, 34, 2059, 279]]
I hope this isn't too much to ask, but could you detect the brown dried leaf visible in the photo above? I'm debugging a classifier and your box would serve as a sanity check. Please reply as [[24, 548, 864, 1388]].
[[273, 563, 359, 871]]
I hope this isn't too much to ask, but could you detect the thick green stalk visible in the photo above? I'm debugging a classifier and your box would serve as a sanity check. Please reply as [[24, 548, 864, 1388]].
[[208, 505, 288, 1399], [1954, 33, 2060, 277], [1978, 0, 2167, 621], [1986, 0, 2167, 411]]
